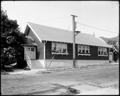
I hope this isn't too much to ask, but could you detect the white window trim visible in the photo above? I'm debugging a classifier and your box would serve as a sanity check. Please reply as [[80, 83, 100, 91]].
[[27, 23, 42, 42], [98, 47, 108, 56], [51, 42, 68, 55], [78, 45, 90, 55], [52, 52, 69, 55], [98, 54, 108, 57], [78, 53, 91, 56]]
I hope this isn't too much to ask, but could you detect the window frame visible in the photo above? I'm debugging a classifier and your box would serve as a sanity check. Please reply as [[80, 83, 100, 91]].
[[31, 47, 35, 51], [78, 45, 91, 56], [51, 42, 68, 55], [26, 47, 35, 52], [98, 47, 108, 56]]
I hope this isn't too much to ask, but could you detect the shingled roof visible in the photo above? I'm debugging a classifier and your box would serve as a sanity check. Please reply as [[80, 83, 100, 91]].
[[25, 22, 111, 48]]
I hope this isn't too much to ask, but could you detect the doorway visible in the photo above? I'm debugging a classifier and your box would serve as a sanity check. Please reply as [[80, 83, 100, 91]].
[[24, 46, 36, 60]]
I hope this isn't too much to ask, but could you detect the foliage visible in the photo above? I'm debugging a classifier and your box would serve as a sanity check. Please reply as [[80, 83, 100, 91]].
[[1, 9, 26, 71], [107, 40, 116, 46]]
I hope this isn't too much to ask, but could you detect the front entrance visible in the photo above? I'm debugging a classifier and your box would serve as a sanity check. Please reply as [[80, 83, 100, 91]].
[[24, 46, 36, 60]]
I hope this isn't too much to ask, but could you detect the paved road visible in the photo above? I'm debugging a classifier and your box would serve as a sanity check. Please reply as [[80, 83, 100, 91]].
[[1, 64, 119, 95]]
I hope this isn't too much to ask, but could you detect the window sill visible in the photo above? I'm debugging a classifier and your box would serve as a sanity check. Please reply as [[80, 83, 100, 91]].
[[98, 55, 108, 57], [78, 54, 91, 56], [52, 52, 69, 55]]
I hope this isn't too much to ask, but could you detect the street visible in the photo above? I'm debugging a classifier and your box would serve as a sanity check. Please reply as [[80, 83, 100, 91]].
[[1, 64, 119, 95]]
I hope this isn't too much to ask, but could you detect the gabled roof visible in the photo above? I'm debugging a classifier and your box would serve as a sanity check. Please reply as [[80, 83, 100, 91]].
[[25, 22, 111, 48]]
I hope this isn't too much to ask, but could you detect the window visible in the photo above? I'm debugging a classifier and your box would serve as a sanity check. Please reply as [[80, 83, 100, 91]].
[[27, 47, 35, 51], [78, 45, 90, 56], [28, 47, 31, 51], [98, 47, 108, 56], [85, 46, 90, 54], [31, 48, 34, 51], [51, 42, 68, 55]]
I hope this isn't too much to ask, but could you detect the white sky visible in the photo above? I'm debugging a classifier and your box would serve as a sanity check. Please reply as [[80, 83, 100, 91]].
[[1, 1, 119, 38]]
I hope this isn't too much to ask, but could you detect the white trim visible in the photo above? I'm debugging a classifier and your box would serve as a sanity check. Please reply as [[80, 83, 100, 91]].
[[51, 42, 68, 54], [98, 47, 108, 57], [78, 45, 90, 55], [43, 42, 46, 60], [43, 42, 47, 68], [78, 54, 91, 56], [27, 23, 42, 42], [98, 54, 108, 57], [52, 52, 69, 55]]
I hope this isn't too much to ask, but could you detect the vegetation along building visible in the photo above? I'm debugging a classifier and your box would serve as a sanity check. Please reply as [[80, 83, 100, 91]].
[[23, 22, 112, 69]]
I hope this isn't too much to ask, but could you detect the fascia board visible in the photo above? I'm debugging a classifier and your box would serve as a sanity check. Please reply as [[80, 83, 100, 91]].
[[27, 23, 42, 43]]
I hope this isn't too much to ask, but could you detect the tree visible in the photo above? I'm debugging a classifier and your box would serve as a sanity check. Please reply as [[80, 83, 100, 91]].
[[1, 9, 26, 71]]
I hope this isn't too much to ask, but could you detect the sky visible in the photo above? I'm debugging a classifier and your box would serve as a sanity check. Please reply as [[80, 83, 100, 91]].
[[1, 1, 119, 38]]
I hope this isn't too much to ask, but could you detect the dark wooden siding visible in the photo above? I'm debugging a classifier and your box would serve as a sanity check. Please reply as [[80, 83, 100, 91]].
[[27, 27, 44, 59], [45, 41, 109, 60]]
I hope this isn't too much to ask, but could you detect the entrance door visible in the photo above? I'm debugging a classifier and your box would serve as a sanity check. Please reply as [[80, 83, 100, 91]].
[[24, 46, 36, 60]]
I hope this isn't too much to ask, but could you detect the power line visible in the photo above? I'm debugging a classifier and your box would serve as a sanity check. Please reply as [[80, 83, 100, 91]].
[[77, 22, 118, 34]]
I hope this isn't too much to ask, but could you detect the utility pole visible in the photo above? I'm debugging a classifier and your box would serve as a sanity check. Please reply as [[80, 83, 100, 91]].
[[71, 15, 77, 68]]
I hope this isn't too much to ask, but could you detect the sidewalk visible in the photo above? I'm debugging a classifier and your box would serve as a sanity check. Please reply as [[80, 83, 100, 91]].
[[8, 62, 118, 75], [110, 62, 119, 65], [8, 69, 46, 75]]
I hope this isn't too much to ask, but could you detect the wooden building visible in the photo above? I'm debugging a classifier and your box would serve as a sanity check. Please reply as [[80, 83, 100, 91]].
[[23, 22, 111, 69]]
